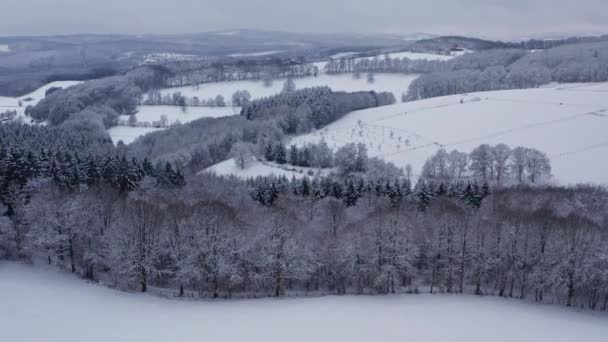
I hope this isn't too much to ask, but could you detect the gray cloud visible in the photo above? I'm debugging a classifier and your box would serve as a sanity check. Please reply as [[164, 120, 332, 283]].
[[1, 0, 607, 39]]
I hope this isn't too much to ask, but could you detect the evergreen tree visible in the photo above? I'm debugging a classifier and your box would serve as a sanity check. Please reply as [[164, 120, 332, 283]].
[[264, 142, 275, 161], [116, 156, 139, 194], [289, 145, 299, 166], [387, 180, 403, 207], [343, 180, 359, 207], [416, 182, 434, 212], [274, 143, 287, 165]]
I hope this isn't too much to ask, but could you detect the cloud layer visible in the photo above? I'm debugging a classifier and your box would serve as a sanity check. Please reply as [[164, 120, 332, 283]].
[[1, 0, 607, 39]]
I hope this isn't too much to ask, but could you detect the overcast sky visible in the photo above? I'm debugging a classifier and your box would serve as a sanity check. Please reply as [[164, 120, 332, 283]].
[[1, 0, 607, 39]]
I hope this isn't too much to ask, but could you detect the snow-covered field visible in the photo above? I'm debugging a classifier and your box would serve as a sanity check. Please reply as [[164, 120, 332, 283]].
[[107, 126, 164, 145], [228, 50, 283, 57], [110, 105, 239, 144], [0, 81, 82, 121], [291, 82, 608, 184], [1, 262, 607, 342], [331, 51, 359, 59], [131, 105, 238, 124], [160, 73, 419, 106], [0, 44, 10, 53], [211, 83, 608, 184], [207, 158, 330, 180]]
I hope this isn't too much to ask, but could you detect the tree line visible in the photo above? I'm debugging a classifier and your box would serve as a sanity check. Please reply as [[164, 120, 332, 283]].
[[164, 57, 319, 88], [406, 41, 608, 100], [3, 169, 606, 311], [421, 144, 551, 184]]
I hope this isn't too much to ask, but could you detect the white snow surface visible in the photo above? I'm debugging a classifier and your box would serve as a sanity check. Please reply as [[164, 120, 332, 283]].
[[206, 158, 330, 180], [110, 105, 239, 144], [0, 44, 10, 52], [288, 83, 608, 185], [1, 262, 607, 342], [160, 73, 419, 105], [331, 51, 360, 59], [107, 126, 163, 145], [0, 81, 82, 122], [228, 50, 283, 57], [132, 105, 238, 124]]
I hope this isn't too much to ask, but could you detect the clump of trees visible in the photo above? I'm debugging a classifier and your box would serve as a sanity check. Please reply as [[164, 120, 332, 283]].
[[262, 141, 333, 169], [143, 91, 229, 108], [27, 66, 172, 127], [259, 140, 400, 179], [242, 86, 395, 133], [421, 144, 552, 184], [231, 90, 252, 107], [0, 110, 17, 122]]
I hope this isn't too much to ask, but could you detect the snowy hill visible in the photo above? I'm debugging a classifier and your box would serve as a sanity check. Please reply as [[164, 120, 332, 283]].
[[1, 262, 607, 342], [0, 81, 82, 122], [109, 106, 239, 144], [210, 83, 608, 184], [155, 51, 451, 108]]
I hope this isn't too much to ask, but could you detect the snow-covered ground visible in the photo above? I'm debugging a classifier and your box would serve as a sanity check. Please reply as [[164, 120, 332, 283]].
[[131, 105, 238, 124], [206, 158, 329, 180], [1, 262, 606, 342], [211, 83, 608, 184], [110, 105, 239, 144], [107, 126, 163, 145], [228, 50, 283, 57], [160, 73, 419, 106], [331, 51, 359, 59], [0, 81, 82, 121], [0, 44, 10, 53]]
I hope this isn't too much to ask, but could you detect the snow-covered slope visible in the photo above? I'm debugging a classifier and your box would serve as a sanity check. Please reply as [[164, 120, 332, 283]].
[[206, 158, 330, 180], [1, 262, 606, 342], [159, 73, 419, 106], [109, 105, 239, 144], [0, 81, 82, 121], [107, 126, 164, 145], [290, 83, 608, 184], [228, 50, 283, 57], [210, 83, 608, 184], [127, 105, 238, 124]]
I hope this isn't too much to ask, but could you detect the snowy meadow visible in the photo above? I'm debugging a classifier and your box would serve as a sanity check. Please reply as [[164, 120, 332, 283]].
[[1, 262, 607, 342]]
